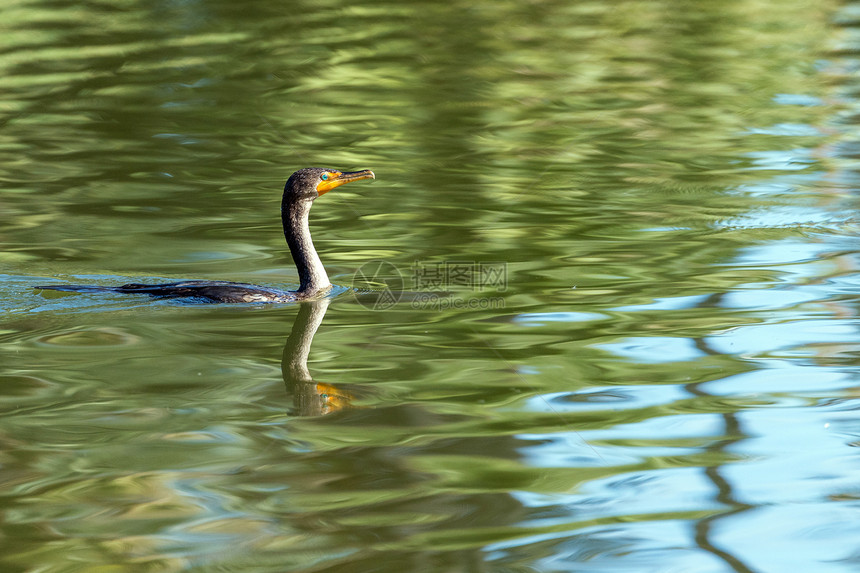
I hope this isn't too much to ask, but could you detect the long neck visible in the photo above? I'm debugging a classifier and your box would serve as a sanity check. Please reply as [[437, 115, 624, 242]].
[[282, 198, 331, 297]]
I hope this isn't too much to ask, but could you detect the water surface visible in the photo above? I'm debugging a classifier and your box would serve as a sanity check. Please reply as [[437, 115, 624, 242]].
[[2, 0, 860, 571]]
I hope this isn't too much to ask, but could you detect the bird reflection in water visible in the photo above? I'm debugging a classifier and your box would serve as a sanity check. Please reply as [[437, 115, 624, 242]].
[[282, 297, 353, 416]]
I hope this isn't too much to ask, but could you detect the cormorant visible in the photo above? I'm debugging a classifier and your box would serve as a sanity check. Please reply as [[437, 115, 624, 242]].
[[35, 167, 375, 303]]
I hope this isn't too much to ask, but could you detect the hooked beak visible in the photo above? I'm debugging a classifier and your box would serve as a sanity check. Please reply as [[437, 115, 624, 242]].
[[316, 169, 375, 195]]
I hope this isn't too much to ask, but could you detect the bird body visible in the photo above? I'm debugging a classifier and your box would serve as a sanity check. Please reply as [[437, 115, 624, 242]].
[[38, 281, 299, 303], [35, 167, 375, 303]]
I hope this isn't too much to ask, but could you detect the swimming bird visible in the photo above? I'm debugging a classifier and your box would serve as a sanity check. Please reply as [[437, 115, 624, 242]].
[[35, 167, 375, 303]]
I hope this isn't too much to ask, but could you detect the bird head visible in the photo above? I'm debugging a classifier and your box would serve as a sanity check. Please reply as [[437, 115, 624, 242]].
[[284, 167, 375, 202]]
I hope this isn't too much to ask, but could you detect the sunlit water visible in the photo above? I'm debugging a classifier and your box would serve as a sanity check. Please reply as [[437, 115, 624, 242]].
[[2, 0, 860, 571]]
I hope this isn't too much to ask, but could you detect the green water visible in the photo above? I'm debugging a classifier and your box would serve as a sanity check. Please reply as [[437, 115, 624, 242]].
[[3, 0, 860, 571]]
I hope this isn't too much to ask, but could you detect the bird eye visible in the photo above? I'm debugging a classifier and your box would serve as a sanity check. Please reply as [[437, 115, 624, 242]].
[[321, 173, 329, 181]]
